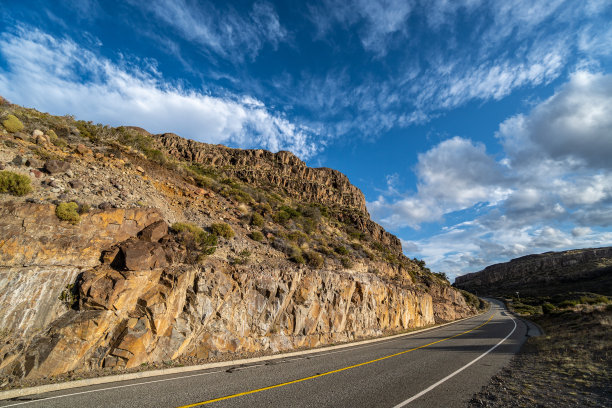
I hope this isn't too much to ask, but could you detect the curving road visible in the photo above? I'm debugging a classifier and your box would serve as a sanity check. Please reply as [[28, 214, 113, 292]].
[[1, 300, 526, 408]]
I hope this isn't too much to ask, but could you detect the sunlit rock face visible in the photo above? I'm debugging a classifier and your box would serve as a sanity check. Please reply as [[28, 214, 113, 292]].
[[0, 203, 475, 379]]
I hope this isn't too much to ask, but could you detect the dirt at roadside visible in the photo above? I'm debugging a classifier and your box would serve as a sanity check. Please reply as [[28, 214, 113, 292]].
[[468, 304, 612, 407]]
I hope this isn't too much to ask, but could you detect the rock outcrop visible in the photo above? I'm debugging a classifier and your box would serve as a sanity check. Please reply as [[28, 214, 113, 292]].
[[0, 98, 480, 383], [0, 203, 476, 380], [157, 133, 403, 255], [454, 247, 612, 296], [0, 202, 162, 339]]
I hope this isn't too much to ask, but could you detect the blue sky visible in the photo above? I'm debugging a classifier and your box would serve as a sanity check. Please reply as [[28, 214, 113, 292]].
[[1, 0, 612, 278]]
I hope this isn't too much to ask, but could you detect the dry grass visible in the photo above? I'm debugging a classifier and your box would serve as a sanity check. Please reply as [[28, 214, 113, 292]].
[[470, 301, 612, 407]]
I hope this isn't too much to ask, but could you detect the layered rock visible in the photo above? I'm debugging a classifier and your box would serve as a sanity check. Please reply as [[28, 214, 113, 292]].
[[454, 247, 612, 296], [156, 133, 403, 255], [0, 203, 477, 380]]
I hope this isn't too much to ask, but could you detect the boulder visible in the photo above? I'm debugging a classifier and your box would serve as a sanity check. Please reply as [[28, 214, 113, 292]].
[[76, 144, 92, 156], [138, 220, 168, 242], [12, 155, 25, 166], [69, 179, 85, 189], [25, 158, 42, 168], [44, 160, 71, 174], [119, 241, 167, 271]]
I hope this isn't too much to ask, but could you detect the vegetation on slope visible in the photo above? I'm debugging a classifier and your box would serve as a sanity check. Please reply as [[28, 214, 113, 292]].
[[0, 97, 442, 287]]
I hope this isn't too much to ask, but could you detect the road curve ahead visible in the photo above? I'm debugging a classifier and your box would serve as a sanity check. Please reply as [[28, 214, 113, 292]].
[[1, 300, 526, 408]]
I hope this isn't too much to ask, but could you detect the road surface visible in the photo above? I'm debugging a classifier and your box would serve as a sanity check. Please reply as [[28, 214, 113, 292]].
[[1, 299, 526, 408]]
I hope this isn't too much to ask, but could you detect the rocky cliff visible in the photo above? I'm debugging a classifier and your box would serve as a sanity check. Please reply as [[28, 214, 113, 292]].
[[156, 132, 403, 255], [454, 247, 612, 296], [0, 98, 479, 384]]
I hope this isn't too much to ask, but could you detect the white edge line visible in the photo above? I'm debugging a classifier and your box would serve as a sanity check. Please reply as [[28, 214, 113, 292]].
[[392, 310, 518, 408], [0, 310, 488, 403]]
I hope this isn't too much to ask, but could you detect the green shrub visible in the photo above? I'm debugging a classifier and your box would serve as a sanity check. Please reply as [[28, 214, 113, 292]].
[[250, 230, 264, 241], [340, 256, 353, 269], [2, 114, 24, 133], [279, 205, 301, 218], [251, 212, 264, 227], [334, 245, 349, 255], [558, 299, 580, 308], [305, 251, 324, 268], [171, 222, 217, 257], [55, 202, 81, 225], [273, 210, 291, 225], [0, 171, 32, 196], [290, 247, 305, 264], [211, 222, 234, 239], [542, 302, 556, 314], [232, 250, 251, 265]]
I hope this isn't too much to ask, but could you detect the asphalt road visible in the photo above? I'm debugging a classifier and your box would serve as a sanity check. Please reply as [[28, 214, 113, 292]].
[[1, 299, 526, 408]]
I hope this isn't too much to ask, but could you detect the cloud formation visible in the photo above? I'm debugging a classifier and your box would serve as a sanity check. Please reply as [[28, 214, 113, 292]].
[[0, 27, 317, 158], [133, 0, 287, 63], [369, 71, 612, 276]]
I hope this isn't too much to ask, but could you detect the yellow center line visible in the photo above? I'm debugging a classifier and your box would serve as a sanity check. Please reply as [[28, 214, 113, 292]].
[[177, 313, 495, 407]]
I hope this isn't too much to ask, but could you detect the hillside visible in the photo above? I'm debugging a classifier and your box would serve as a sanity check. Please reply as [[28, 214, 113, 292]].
[[454, 247, 612, 297], [0, 97, 480, 385]]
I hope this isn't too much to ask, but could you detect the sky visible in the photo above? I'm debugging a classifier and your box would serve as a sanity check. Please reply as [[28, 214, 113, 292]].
[[1, 0, 611, 279]]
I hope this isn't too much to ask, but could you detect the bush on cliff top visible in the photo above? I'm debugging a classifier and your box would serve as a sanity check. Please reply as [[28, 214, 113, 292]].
[[55, 202, 81, 225], [2, 114, 24, 133], [0, 171, 32, 196]]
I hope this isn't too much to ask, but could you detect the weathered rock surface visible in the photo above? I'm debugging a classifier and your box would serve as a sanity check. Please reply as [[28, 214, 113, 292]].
[[0, 204, 476, 380], [454, 247, 612, 296], [0, 203, 162, 339], [157, 133, 403, 255], [43, 160, 71, 174]]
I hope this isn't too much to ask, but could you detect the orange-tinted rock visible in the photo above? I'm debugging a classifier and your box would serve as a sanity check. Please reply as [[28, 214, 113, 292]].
[[138, 220, 168, 242]]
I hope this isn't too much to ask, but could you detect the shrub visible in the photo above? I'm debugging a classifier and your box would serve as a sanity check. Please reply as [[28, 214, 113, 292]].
[[0, 171, 32, 196], [250, 230, 264, 241], [334, 245, 349, 255], [290, 247, 305, 264], [55, 202, 81, 225], [340, 257, 353, 269], [78, 204, 91, 214], [558, 299, 580, 308], [251, 212, 264, 227], [434, 272, 449, 282], [305, 251, 324, 268], [211, 222, 234, 239], [279, 205, 301, 218], [2, 114, 24, 133], [171, 222, 217, 257], [273, 210, 291, 225], [542, 302, 556, 314], [232, 250, 251, 265]]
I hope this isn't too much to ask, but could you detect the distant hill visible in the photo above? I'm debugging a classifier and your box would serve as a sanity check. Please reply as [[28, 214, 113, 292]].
[[454, 247, 612, 297]]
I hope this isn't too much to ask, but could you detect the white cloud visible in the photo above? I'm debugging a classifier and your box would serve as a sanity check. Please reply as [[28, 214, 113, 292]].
[[500, 71, 612, 168], [133, 0, 287, 63], [0, 27, 317, 158], [369, 70, 612, 277], [369, 137, 511, 228]]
